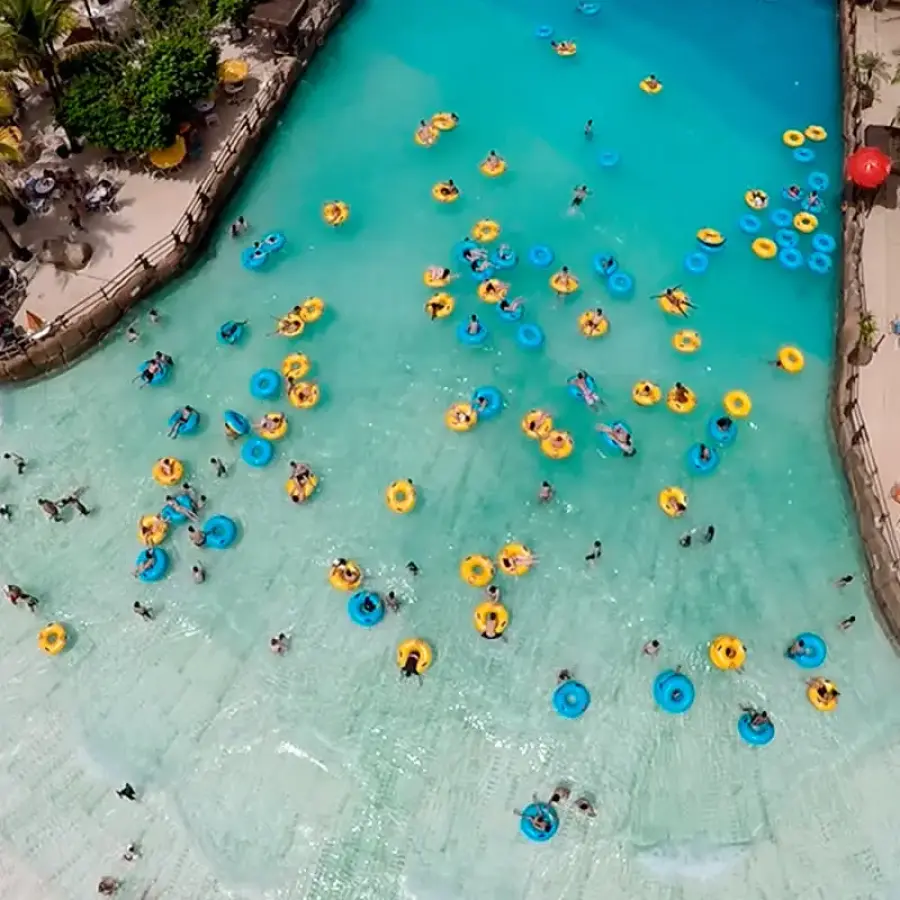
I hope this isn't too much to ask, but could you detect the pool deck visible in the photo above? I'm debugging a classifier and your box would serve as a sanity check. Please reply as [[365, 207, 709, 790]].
[[834, 0, 900, 646]]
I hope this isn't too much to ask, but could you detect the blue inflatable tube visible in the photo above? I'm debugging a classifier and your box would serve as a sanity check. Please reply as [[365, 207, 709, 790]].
[[517, 323, 544, 349], [250, 368, 281, 400], [453, 238, 479, 264], [261, 231, 286, 252], [778, 248, 804, 270], [242, 436, 274, 467], [707, 415, 737, 447], [653, 670, 695, 714], [801, 196, 823, 213], [160, 493, 194, 525], [553, 679, 590, 718], [217, 320, 245, 345], [578, 1, 600, 14], [490, 247, 517, 270], [786, 631, 827, 669], [168, 407, 199, 436], [738, 713, 775, 747], [348, 590, 385, 627], [608, 272, 634, 296], [597, 149, 619, 168], [793, 147, 815, 163], [137, 360, 169, 386], [770, 208, 793, 228], [497, 302, 524, 322], [808, 251, 832, 275], [739, 214, 761, 235], [687, 442, 720, 474], [568, 373, 598, 402], [519, 803, 559, 842], [599, 420, 631, 455], [528, 245, 554, 268], [775, 228, 798, 249], [224, 409, 251, 437], [241, 247, 267, 270], [470, 263, 495, 282], [593, 253, 618, 277], [472, 385, 503, 420], [535, 24, 553, 38], [204, 514, 238, 550], [781, 186, 802, 203], [684, 252, 708, 274], [812, 233, 836, 254], [457, 321, 489, 347], [135, 547, 169, 583], [807, 171, 830, 192]]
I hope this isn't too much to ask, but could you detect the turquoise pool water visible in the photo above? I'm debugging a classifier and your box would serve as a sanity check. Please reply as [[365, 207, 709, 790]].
[[3, 0, 900, 898]]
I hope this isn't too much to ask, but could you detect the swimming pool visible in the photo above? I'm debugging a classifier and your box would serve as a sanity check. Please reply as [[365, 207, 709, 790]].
[[3, 0, 900, 897]]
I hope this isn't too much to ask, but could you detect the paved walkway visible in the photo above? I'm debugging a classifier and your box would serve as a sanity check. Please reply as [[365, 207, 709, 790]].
[[855, 8, 900, 544]]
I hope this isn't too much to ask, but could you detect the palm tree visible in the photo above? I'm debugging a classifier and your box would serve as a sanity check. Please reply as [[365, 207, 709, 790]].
[[856, 51, 891, 108], [850, 311, 882, 366], [0, 140, 31, 259]]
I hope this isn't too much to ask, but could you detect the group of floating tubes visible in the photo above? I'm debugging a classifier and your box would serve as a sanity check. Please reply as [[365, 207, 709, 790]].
[[414, 111, 458, 148], [240, 231, 286, 271], [459, 543, 534, 588], [518, 408, 573, 459]]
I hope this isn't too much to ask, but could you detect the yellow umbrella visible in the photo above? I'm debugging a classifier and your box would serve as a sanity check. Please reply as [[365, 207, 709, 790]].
[[218, 59, 249, 84], [148, 136, 186, 170]]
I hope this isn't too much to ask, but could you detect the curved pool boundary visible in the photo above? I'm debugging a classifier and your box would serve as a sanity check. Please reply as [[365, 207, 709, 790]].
[[833, 0, 900, 648], [0, 0, 355, 384]]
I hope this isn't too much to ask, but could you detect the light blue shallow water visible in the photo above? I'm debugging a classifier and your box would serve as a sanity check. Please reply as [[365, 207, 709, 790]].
[[3, 1, 900, 898]]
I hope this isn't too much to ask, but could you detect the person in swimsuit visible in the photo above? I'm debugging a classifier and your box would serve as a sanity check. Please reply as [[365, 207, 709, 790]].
[[481, 611, 503, 640], [715, 415, 733, 431], [270, 633, 289, 655], [4, 451, 26, 475], [187, 526, 206, 548], [167, 406, 195, 438], [740, 706, 770, 728], [584, 119, 593, 139], [574, 797, 597, 816], [838, 615, 856, 630], [133, 548, 156, 578], [220, 320, 247, 341], [257, 413, 285, 435], [538, 481, 554, 502], [385, 590, 400, 612], [401, 650, 423, 680], [466, 314, 482, 336], [438, 179, 459, 199], [698, 444, 712, 463], [643, 639, 660, 657], [672, 382, 690, 404], [415, 119, 436, 144], [527, 410, 551, 436], [596, 423, 635, 456], [482, 149, 504, 172], [5, 583, 38, 611], [38, 498, 62, 522], [571, 185, 590, 208], [499, 296, 524, 316], [133, 601, 153, 621], [645, 74, 660, 90], [569, 371, 600, 408], [191, 564, 205, 584], [786, 184, 801, 199], [585, 540, 602, 562]]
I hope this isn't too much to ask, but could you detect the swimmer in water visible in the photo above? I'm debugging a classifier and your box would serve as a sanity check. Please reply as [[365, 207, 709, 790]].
[[838, 615, 856, 631], [133, 547, 156, 578], [485, 584, 501, 602], [257, 413, 285, 435], [167, 406, 196, 439], [702, 525, 715, 543], [557, 668, 572, 684], [672, 382, 690, 404], [833, 574, 854, 588], [679, 531, 693, 548], [574, 797, 597, 817], [514, 804, 553, 833], [499, 296, 524, 315], [181, 483, 205, 511], [187, 525, 207, 548], [568, 370, 601, 408], [466, 314, 482, 336], [385, 590, 400, 612], [164, 494, 197, 522], [438, 179, 459, 199], [38, 498, 62, 522], [527, 410, 551, 436], [482, 149, 504, 173], [406, 561, 420, 576], [786, 184, 801, 199], [584, 118, 593, 139], [400, 650, 424, 681], [643, 639, 660, 657], [481, 610, 504, 640], [230, 215, 248, 237], [644, 73, 661, 90], [3, 451, 26, 475], [126, 324, 139, 343], [538, 480, 554, 502], [585, 540, 602, 563], [148, 309, 160, 325], [549, 785, 570, 805], [132, 601, 153, 621], [219, 320, 247, 342], [191, 564, 205, 584], [5, 583, 37, 611], [270, 633, 289, 655], [415, 119, 436, 145], [596, 422, 635, 456], [210, 457, 227, 477], [426, 265, 454, 283], [786, 637, 810, 659], [570, 185, 590, 208]]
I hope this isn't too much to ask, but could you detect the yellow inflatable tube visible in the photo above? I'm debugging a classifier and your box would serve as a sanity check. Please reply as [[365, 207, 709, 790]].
[[807, 678, 839, 712], [281, 353, 310, 380], [658, 289, 690, 316], [460, 554, 495, 588], [744, 189, 768, 210], [276, 313, 305, 337], [778, 346, 804, 373], [423, 267, 453, 288], [498, 542, 534, 576], [709, 635, 746, 670], [659, 486, 687, 517], [666, 386, 696, 414], [578, 310, 608, 337], [554, 41, 577, 56], [446, 402, 477, 432], [288, 382, 320, 409], [397, 638, 433, 674], [479, 156, 506, 177], [152, 457, 183, 487], [471, 219, 500, 242], [329, 560, 363, 591], [285, 473, 318, 502], [632, 381, 661, 407], [541, 430, 574, 460], [425, 293, 454, 319], [477, 279, 508, 303], [414, 124, 439, 146], [723, 390, 752, 418], [672, 330, 701, 354], [322, 201, 349, 226], [38, 622, 66, 655], [521, 410, 553, 439], [640, 77, 663, 93], [805, 125, 827, 142], [258, 412, 288, 440], [752, 238, 777, 260], [783, 129, 805, 148], [549, 271, 579, 294], [385, 479, 416, 514], [473, 601, 509, 637], [794, 212, 818, 234], [138, 514, 168, 546], [431, 112, 458, 131], [299, 297, 325, 323], [432, 181, 459, 203]]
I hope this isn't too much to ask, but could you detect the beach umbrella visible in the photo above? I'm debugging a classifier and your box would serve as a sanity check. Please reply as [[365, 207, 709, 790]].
[[846, 147, 893, 189]]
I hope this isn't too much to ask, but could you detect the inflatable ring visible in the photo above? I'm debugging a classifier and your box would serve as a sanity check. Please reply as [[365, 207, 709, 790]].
[[217, 320, 245, 345], [135, 547, 169, 582], [257, 412, 288, 441], [457, 320, 488, 347], [778, 248, 803, 270], [137, 359, 169, 386], [203, 514, 237, 549], [471, 219, 501, 243], [322, 201, 349, 226], [744, 190, 769, 210], [299, 297, 325, 323], [224, 409, 251, 438], [519, 802, 559, 842], [414, 124, 439, 146], [431, 112, 458, 131], [425, 293, 454, 319], [684, 252, 709, 274], [498, 542, 533, 577], [535, 24, 553, 38], [479, 157, 507, 177], [738, 713, 775, 746], [708, 414, 737, 446], [598, 420, 632, 455], [445, 402, 478, 432], [460, 554, 494, 588], [262, 231, 285, 252], [608, 271, 634, 295], [554, 41, 577, 57], [241, 247, 267, 270], [658, 486, 687, 517], [424, 268, 452, 288], [396, 638, 433, 673], [697, 228, 725, 249], [281, 353, 310, 380], [385, 479, 416, 514], [160, 493, 194, 525], [807, 679, 839, 712], [477, 279, 508, 303], [528, 245, 554, 268], [549, 271, 579, 294], [348, 590, 385, 628], [687, 442, 719, 474], [805, 125, 827, 142], [653, 669, 695, 713], [473, 601, 509, 637], [666, 386, 696, 414], [723, 390, 752, 418], [808, 171, 830, 192], [431, 181, 459, 204], [497, 302, 523, 322], [783, 129, 805, 148], [808, 251, 832, 274], [778, 346, 804, 373], [639, 77, 663, 94], [775, 228, 799, 249], [752, 238, 777, 260], [709, 635, 747, 670], [632, 381, 661, 407], [288, 382, 320, 409], [472, 385, 503, 420], [593, 253, 618, 277], [787, 632, 827, 669], [812, 233, 836, 254], [37, 622, 66, 655], [658, 289, 690, 316], [770, 208, 793, 228], [793, 147, 815, 163], [578, 310, 609, 338], [597, 149, 619, 167], [138, 514, 168, 546], [242, 436, 274, 467], [540, 430, 574, 460], [152, 457, 184, 487], [490, 247, 517, 270], [329, 560, 363, 592], [794, 212, 818, 234], [516, 323, 544, 349], [521, 410, 553, 439], [672, 330, 701, 354], [276, 313, 305, 337], [739, 214, 761, 235], [250, 368, 281, 400], [167, 407, 200, 437], [553, 680, 590, 719], [285, 472, 318, 502]]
